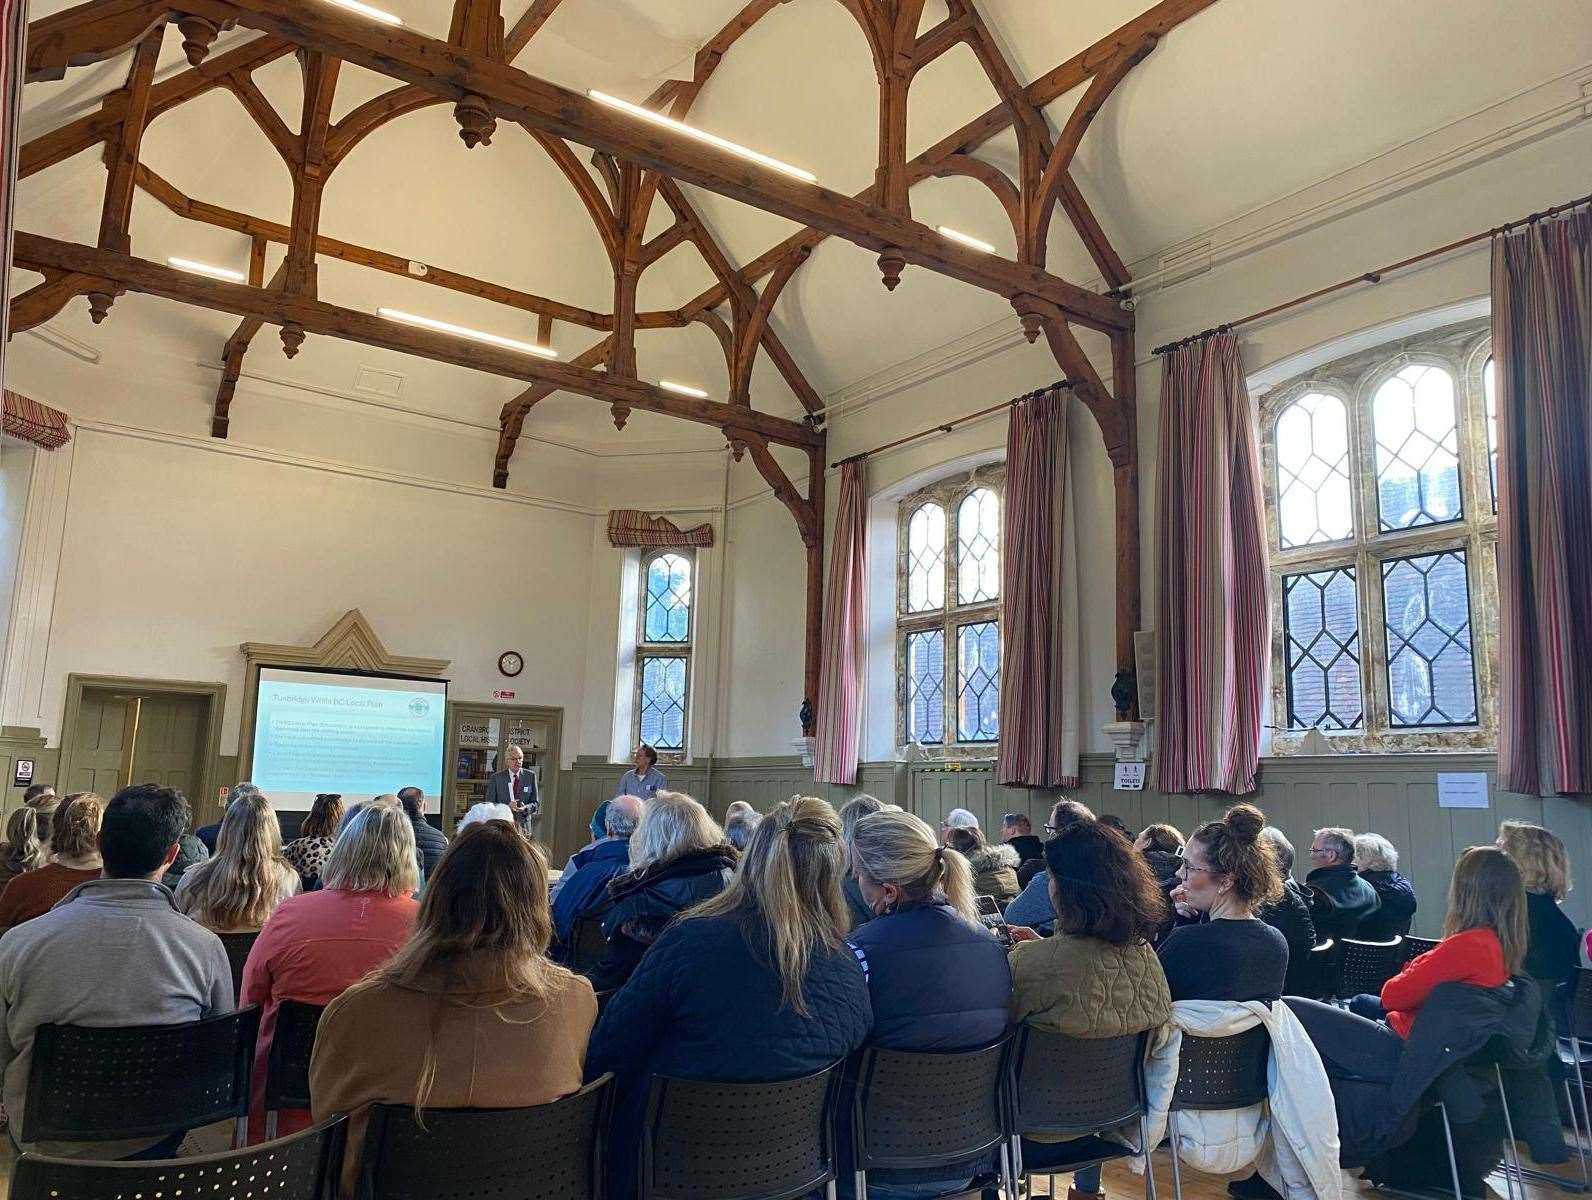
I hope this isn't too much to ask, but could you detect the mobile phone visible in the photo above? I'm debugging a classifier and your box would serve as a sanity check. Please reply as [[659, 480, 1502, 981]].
[[976, 894, 1012, 946]]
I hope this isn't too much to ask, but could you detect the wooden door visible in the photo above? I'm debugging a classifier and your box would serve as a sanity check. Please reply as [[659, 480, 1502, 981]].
[[67, 688, 207, 798], [67, 688, 133, 797]]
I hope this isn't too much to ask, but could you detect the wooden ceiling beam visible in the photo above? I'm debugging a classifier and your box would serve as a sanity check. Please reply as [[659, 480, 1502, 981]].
[[25, 0, 169, 82], [211, 259, 285, 438], [10, 269, 103, 333], [86, 21, 162, 322], [224, 70, 297, 165], [492, 335, 611, 488], [275, 52, 339, 357]]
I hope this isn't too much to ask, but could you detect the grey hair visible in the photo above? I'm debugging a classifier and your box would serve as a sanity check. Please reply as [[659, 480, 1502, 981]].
[[943, 807, 979, 831], [1313, 827, 1355, 865], [1353, 832, 1399, 873], [322, 802, 419, 896], [629, 792, 723, 872], [227, 781, 263, 806], [838, 794, 884, 849], [457, 802, 515, 834], [605, 794, 644, 837], [724, 801, 760, 852], [1261, 826, 1295, 875]]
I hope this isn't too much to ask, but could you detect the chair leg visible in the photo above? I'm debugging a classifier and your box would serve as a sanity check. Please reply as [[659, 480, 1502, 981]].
[[1495, 1064, 1520, 1200], [827, 1180, 837, 1200], [1439, 1102, 1464, 1200], [1141, 1112, 1158, 1200], [1000, 1137, 1017, 1200], [1568, 1078, 1591, 1191], [264, 1110, 277, 1142], [853, 1170, 864, 1200], [234, 1115, 247, 1149], [1168, 1111, 1183, 1200]]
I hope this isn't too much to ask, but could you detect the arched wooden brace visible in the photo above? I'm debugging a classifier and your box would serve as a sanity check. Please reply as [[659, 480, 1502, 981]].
[[729, 246, 811, 408], [9, 269, 101, 333], [492, 335, 613, 487], [25, 0, 172, 82]]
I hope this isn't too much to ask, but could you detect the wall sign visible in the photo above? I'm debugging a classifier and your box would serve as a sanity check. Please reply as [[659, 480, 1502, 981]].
[[1437, 771, 1489, 809], [12, 759, 33, 787], [493, 689, 517, 701], [1113, 761, 1146, 791]]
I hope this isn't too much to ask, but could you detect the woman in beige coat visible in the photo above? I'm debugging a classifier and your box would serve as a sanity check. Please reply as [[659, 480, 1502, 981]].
[[309, 821, 597, 1195]]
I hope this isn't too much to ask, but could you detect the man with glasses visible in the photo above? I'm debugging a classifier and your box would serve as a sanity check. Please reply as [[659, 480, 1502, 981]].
[[1305, 825, 1381, 941], [1002, 799, 1097, 931]]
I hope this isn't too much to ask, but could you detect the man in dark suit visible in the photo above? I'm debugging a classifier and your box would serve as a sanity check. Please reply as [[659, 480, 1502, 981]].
[[484, 744, 539, 836]]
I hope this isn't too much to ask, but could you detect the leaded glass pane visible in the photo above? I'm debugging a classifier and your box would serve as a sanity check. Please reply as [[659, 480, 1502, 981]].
[[956, 488, 1001, 604], [638, 656, 687, 750], [1484, 356, 1498, 512], [906, 503, 946, 613], [956, 621, 1000, 742], [905, 629, 945, 744], [1382, 550, 1478, 727], [1373, 365, 1462, 530], [1283, 568, 1363, 730], [1275, 392, 1353, 548], [643, 553, 692, 643]]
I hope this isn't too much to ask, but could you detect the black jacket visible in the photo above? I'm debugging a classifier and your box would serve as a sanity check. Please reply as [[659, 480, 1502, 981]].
[[1263, 878, 1319, 996], [1005, 833, 1045, 874], [586, 844, 737, 991], [1305, 863, 1381, 942], [1524, 891, 1581, 993], [843, 873, 873, 932], [409, 813, 448, 881], [1357, 870, 1417, 941]]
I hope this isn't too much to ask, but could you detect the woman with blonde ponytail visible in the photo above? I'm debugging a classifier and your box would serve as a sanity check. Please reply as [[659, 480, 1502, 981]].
[[588, 796, 871, 1200]]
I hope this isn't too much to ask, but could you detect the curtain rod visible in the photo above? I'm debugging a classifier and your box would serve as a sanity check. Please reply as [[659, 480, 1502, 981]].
[[1150, 189, 1592, 357], [831, 381, 1071, 469]]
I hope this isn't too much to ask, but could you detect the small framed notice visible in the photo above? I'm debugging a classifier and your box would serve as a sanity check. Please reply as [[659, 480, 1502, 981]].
[[1437, 771, 1489, 809], [1113, 761, 1146, 791], [12, 759, 33, 787]]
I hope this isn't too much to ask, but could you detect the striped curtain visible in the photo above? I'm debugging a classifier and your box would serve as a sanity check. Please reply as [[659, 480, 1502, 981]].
[[1494, 209, 1592, 796], [606, 510, 714, 548], [814, 460, 867, 784], [997, 387, 1080, 788], [1153, 333, 1268, 794], [0, 0, 26, 388]]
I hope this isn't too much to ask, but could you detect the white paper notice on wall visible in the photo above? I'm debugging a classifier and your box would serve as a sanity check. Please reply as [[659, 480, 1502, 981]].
[[1113, 762, 1146, 791], [1437, 772, 1490, 809]]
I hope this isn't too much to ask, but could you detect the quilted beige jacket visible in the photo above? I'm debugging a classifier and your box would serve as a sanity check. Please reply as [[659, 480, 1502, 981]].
[[1009, 931, 1171, 1038]]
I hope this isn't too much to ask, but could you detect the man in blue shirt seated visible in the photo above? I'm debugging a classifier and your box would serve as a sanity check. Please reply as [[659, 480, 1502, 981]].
[[552, 794, 644, 945], [616, 743, 667, 801]]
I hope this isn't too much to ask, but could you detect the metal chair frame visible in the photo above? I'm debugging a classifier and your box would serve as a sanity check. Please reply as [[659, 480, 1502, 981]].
[[1166, 1027, 1270, 1200]]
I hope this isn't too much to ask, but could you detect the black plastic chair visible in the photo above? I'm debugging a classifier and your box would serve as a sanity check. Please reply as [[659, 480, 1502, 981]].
[[568, 915, 609, 973], [641, 1062, 843, 1200], [265, 1000, 326, 1139], [218, 930, 260, 999], [356, 1074, 613, 1200], [849, 1036, 1013, 1199], [1008, 1027, 1154, 1200], [1167, 1026, 1271, 1200], [1330, 936, 1406, 1002], [11, 1114, 345, 1200], [1556, 968, 1592, 1192], [23, 1006, 261, 1148], [1292, 939, 1335, 1001], [1403, 935, 1441, 963]]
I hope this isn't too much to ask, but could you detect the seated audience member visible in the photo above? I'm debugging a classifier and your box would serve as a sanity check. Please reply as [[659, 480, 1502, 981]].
[[397, 786, 448, 882], [1098, 814, 1133, 840], [839, 793, 887, 931], [161, 804, 210, 890], [588, 792, 736, 991], [1258, 826, 1318, 996], [1289, 846, 1525, 1084], [550, 801, 618, 900], [723, 800, 761, 852], [0, 792, 104, 931], [1495, 821, 1580, 1005], [1134, 823, 1186, 886], [195, 782, 262, 853], [946, 824, 1019, 906], [0, 807, 43, 889], [282, 793, 343, 889], [0, 783, 230, 1159], [1157, 804, 1289, 1002], [457, 801, 516, 833], [242, 802, 419, 1141], [1306, 826, 1381, 941], [587, 796, 871, 1200], [175, 789, 299, 933], [1354, 833, 1417, 940], [311, 822, 596, 1197], [1003, 812, 1046, 886], [1010, 821, 1172, 1198], [22, 784, 57, 845], [552, 794, 643, 943], [940, 807, 980, 846], [1004, 799, 1098, 931]]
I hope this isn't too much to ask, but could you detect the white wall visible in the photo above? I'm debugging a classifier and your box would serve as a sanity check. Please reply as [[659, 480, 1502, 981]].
[[0, 437, 34, 672]]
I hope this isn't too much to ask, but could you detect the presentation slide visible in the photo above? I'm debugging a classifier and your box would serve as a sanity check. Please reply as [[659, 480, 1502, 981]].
[[250, 667, 447, 812]]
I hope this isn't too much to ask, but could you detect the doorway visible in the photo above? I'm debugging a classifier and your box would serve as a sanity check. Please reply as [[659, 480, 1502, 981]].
[[57, 676, 226, 809]]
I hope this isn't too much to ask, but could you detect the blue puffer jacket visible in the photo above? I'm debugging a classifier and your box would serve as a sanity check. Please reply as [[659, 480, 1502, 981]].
[[587, 907, 872, 1200], [550, 836, 631, 941]]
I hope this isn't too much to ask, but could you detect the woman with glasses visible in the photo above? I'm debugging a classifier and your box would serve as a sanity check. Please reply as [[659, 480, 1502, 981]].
[[1003, 799, 1097, 931]]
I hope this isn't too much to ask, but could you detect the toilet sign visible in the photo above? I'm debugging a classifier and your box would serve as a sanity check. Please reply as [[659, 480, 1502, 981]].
[[1113, 761, 1146, 791]]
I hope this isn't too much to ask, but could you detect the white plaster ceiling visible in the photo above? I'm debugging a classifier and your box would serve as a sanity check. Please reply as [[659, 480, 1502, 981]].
[[14, 0, 1591, 456]]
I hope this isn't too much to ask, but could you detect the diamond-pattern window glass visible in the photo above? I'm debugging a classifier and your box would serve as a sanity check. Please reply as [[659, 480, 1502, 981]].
[[956, 622, 1000, 742], [1373, 365, 1463, 531], [956, 488, 1001, 604], [638, 656, 687, 750], [906, 503, 946, 613], [1275, 392, 1353, 548], [905, 629, 945, 744], [1484, 356, 1498, 512], [1382, 550, 1478, 727], [643, 553, 692, 643], [1283, 568, 1363, 730]]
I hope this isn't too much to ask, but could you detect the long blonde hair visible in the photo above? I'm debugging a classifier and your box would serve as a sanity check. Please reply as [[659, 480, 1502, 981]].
[[850, 809, 976, 919], [1444, 846, 1528, 975], [687, 796, 848, 1016], [1496, 820, 1571, 902], [322, 802, 418, 897], [50, 792, 103, 861], [178, 791, 294, 931], [2, 807, 42, 875]]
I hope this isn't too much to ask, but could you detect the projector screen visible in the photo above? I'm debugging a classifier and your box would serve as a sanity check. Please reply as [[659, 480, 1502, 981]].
[[250, 667, 447, 812]]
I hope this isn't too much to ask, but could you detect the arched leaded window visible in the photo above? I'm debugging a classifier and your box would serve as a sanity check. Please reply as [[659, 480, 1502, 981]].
[[636, 550, 692, 752], [1260, 318, 1497, 751], [897, 466, 1004, 747]]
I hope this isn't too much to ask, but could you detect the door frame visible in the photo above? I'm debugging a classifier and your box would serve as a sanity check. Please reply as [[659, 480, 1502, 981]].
[[58, 674, 227, 810]]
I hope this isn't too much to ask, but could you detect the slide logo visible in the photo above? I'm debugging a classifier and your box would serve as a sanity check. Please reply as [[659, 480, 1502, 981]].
[[408, 697, 431, 717]]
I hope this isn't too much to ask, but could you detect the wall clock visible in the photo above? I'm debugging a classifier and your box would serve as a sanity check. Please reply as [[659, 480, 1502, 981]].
[[497, 650, 524, 678]]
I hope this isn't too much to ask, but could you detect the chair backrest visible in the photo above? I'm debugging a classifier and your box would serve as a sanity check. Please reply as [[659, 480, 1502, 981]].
[[1291, 940, 1335, 1001], [11, 1114, 346, 1200], [23, 1006, 261, 1143], [851, 1035, 1010, 1172], [1332, 937, 1406, 999], [1010, 1026, 1148, 1138], [1565, 967, 1592, 1041], [266, 1000, 326, 1113], [1171, 1026, 1270, 1112], [1402, 935, 1440, 963], [568, 916, 608, 973], [641, 1062, 842, 1200], [217, 931, 260, 998], [356, 1075, 613, 1200]]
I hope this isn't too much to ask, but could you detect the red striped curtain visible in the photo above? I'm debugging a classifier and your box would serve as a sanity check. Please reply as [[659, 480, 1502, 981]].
[[1153, 333, 1268, 794], [998, 387, 1079, 788], [0, 0, 26, 388], [814, 460, 866, 784], [1494, 209, 1592, 796]]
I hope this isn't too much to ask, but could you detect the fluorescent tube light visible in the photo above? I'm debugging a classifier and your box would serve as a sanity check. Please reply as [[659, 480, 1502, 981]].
[[326, 0, 402, 25], [588, 90, 817, 184], [936, 226, 996, 254], [167, 257, 247, 283], [659, 380, 709, 399], [377, 309, 560, 358]]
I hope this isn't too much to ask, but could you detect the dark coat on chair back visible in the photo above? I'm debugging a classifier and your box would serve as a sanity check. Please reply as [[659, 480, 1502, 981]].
[[550, 836, 631, 942], [1357, 870, 1417, 941], [1006, 834, 1046, 882], [1306, 863, 1382, 942], [1262, 878, 1319, 996], [586, 844, 737, 991], [586, 906, 872, 1200]]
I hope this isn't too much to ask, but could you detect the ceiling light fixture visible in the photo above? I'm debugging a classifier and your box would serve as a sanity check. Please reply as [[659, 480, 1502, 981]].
[[377, 309, 560, 358], [167, 256, 247, 283], [658, 380, 710, 399], [587, 90, 817, 184], [936, 226, 996, 254], [325, 0, 403, 25]]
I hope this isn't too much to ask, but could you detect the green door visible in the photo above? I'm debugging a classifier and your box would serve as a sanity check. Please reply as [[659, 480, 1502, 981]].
[[68, 688, 207, 798]]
